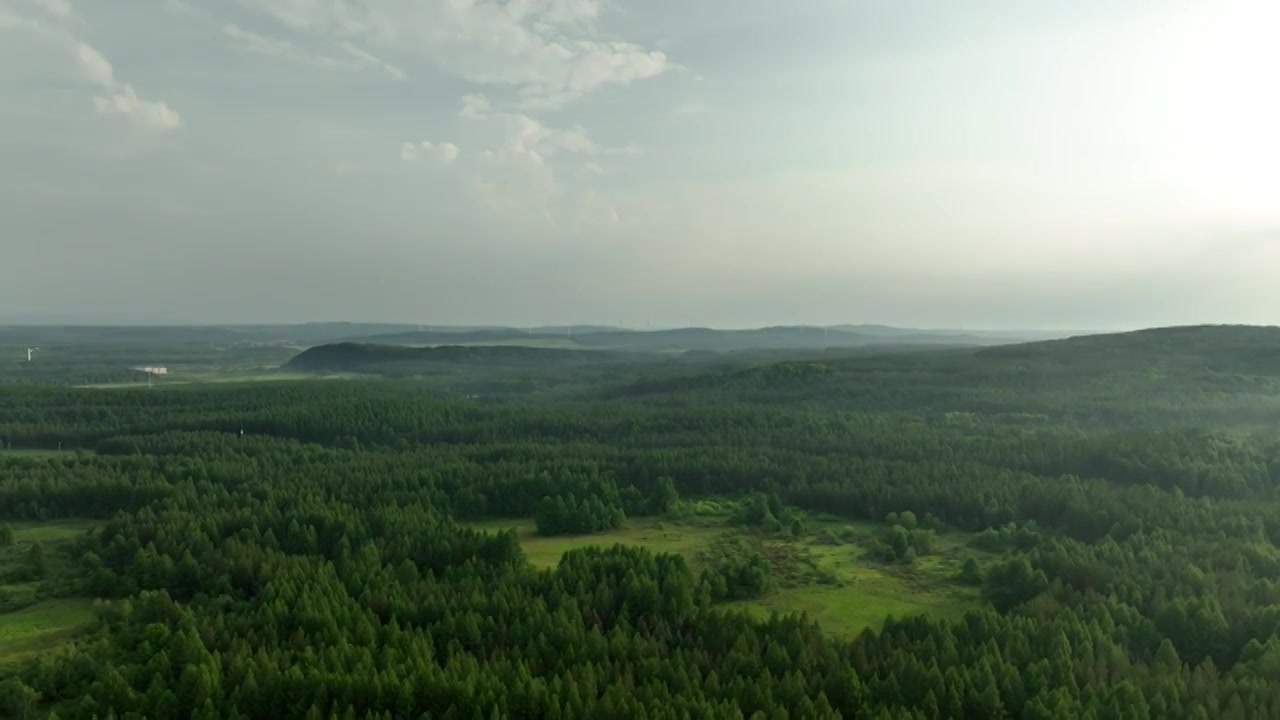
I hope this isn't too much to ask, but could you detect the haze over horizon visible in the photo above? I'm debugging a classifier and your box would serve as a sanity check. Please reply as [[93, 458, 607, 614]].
[[3, 0, 1278, 329], [0, 312, 1109, 335]]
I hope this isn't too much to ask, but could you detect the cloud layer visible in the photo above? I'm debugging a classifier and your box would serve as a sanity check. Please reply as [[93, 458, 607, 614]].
[[2, 0, 1278, 328], [3, 1, 182, 131], [236, 0, 669, 107], [223, 23, 404, 79], [400, 141, 459, 165]]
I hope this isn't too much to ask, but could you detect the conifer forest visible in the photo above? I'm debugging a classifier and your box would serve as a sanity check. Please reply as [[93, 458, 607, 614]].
[[2, 324, 1280, 719]]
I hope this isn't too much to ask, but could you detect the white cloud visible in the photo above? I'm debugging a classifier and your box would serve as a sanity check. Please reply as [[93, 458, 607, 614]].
[[75, 40, 182, 131], [224, 23, 324, 65], [29, 0, 71, 18], [459, 93, 492, 119], [4, 2, 182, 132], [237, 0, 669, 108], [337, 41, 405, 80], [76, 41, 113, 86], [419, 89, 639, 234], [400, 141, 459, 165], [222, 2, 656, 238], [457, 93, 601, 161], [224, 23, 405, 79], [94, 85, 183, 131]]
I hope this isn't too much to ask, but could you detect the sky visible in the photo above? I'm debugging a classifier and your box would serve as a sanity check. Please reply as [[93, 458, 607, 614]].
[[1, 0, 1278, 329]]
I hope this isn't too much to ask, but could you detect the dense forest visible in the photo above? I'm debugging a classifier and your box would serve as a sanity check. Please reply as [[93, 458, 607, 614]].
[[287, 343, 644, 374], [1, 325, 1280, 717]]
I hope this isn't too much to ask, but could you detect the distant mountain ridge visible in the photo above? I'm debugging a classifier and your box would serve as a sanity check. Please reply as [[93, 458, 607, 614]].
[[344, 324, 1033, 353], [607, 324, 1280, 405], [287, 342, 637, 373]]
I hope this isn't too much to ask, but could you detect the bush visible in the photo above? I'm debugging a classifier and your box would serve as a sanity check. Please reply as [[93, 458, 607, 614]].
[[868, 541, 897, 563], [815, 529, 841, 545], [908, 529, 935, 555]]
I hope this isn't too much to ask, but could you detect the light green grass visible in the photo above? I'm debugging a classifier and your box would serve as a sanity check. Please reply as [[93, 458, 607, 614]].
[[468, 517, 725, 569], [0, 449, 83, 459], [79, 369, 362, 388], [7, 519, 98, 543], [0, 520, 102, 668], [0, 519, 97, 612], [0, 598, 96, 668], [471, 513, 983, 635], [182, 369, 360, 383], [743, 537, 981, 637], [732, 582, 977, 639]]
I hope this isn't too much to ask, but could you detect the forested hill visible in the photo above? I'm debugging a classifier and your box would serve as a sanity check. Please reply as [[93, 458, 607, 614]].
[[287, 342, 636, 373], [351, 325, 1002, 352], [978, 324, 1280, 374], [6, 323, 1280, 717], [610, 325, 1280, 426]]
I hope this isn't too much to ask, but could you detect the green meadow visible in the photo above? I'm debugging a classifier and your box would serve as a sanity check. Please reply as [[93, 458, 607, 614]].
[[471, 511, 984, 637], [0, 519, 101, 669], [77, 368, 363, 388], [0, 598, 96, 670]]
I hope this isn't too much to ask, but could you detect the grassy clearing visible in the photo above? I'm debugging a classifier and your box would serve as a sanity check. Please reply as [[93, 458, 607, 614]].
[[0, 519, 101, 667], [0, 598, 95, 668], [468, 516, 726, 569], [471, 511, 986, 636], [732, 582, 976, 638], [183, 369, 360, 383], [7, 519, 98, 544], [0, 449, 88, 459], [737, 536, 980, 638], [79, 369, 362, 388]]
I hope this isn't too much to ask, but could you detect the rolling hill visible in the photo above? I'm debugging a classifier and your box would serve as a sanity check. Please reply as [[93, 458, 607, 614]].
[[344, 325, 1010, 353], [286, 342, 639, 374], [977, 324, 1280, 374]]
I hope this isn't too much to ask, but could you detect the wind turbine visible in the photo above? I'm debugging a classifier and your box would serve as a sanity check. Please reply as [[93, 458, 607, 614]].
[[25, 348, 38, 362]]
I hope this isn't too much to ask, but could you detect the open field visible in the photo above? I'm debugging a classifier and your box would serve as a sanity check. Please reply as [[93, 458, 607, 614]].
[[0, 449, 88, 459], [734, 535, 981, 637], [78, 369, 364, 388], [7, 519, 99, 543], [0, 598, 96, 669], [0, 519, 101, 669], [471, 512, 984, 635], [468, 516, 727, 569]]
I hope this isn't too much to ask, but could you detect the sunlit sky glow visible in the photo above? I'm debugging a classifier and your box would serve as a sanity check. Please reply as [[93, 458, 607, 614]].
[[2, 0, 1277, 329]]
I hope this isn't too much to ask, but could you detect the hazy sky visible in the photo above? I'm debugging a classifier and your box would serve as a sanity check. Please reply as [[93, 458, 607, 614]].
[[2, 0, 1277, 329]]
